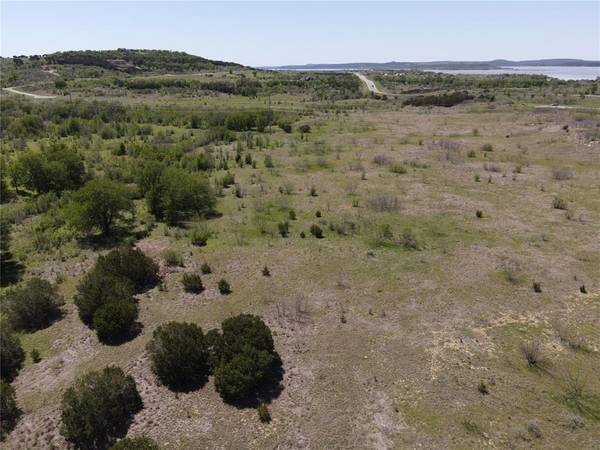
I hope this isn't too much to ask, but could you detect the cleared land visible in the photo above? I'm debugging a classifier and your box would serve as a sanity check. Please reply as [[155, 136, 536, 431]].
[[1, 52, 599, 450]]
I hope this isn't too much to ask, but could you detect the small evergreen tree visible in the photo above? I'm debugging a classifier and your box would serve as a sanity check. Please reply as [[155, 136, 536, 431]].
[[0, 327, 25, 382], [61, 367, 142, 449], [3, 278, 64, 332], [146, 322, 209, 390], [0, 380, 21, 440]]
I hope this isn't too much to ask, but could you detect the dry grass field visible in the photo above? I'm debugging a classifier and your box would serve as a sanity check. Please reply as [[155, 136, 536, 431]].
[[1, 60, 599, 449]]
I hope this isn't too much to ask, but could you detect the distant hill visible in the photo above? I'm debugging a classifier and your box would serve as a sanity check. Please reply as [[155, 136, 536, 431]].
[[41, 49, 243, 72], [266, 59, 600, 71]]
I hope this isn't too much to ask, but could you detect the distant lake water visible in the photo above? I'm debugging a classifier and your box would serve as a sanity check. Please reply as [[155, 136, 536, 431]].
[[424, 66, 600, 81]]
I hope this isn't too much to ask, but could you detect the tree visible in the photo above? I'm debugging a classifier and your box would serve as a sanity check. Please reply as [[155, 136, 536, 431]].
[[75, 272, 134, 326], [1, 380, 21, 440], [0, 326, 25, 382], [137, 165, 216, 225], [8, 143, 85, 194], [65, 178, 134, 235], [204, 328, 224, 373], [74, 246, 158, 326], [93, 300, 138, 344], [61, 367, 142, 450], [214, 314, 278, 402], [109, 436, 160, 450], [146, 322, 208, 390], [3, 278, 64, 332]]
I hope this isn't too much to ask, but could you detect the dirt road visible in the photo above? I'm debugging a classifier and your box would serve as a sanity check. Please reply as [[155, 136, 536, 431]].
[[2, 87, 57, 99]]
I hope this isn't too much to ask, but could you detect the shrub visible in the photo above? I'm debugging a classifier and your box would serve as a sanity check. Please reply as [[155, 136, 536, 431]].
[[0, 380, 20, 440], [75, 272, 134, 326], [264, 154, 274, 168], [218, 278, 231, 295], [257, 402, 271, 423], [109, 436, 160, 450], [299, 124, 311, 134], [146, 322, 208, 390], [0, 327, 25, 382], [75, 246, 158, 326], [533, 282, 542, 293], [389, 163, 407, 174], [190, 229, 210, 247], [200, 263, 212, 274], [474, 174, 481, 182], [278, 221, 289, 237], [300, 231, 306, 239], [309, 186, 317, 197], [262, 266, 270, 277], [93, 300, 138, 344], [30, 348, 41, 363], [478, 380, 489, 395], [94, 246, 159, 293], [220, 171, 235, 188], [288, 210, 296, 220], [521, 341, 546, 368], [481, 143, 493, 152], [580, 285, 587, 294], [398, 231, 419, 250], [475, 210, 483, 219], [553, 197, 568, 210], [61, 367, 142, 449], [214, 314, 278, 402], [527, 420, 543, 439], [309, 224, 323, 239], [552, 167, 573, 180], [3, 277, 64, 332], [182, 273, 204, 293], [161, 249, 183, 267], [315, 210, 321, 218], [467, 149, 476, 158]]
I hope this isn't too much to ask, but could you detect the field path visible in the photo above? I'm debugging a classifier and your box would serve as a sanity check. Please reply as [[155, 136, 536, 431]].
[[2, 86, 57, 99], [354, 72, 385, 95]]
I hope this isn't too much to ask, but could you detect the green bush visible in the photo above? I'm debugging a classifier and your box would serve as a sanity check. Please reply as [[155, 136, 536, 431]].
[[93, 300, 138, 344], [214, 314, 278, 402], [1, 380, 21, 440], [262, 266, 270, 277], [190, 229, 210, 247], [264, 154, 274, 168], [481, 143, 493, 152], [94, 246, 160, 293], [0, 327, 25, 382], [3, 277, 64, 332], [278, 221, 289, 237], [182, 273, 204, 293], [161, 249, 183, 267], [30, 349, 41, 363], [218, 278, 231, 295], [146, 322, 208, 390], [200, 262, 212, 274], [109, 436, 161, 450], [553, 197, 568, 210], [309, 224, 323, 239], [61, 367, 142, 449], [75, 246, 158, 326], [257, 402, 271, 423]]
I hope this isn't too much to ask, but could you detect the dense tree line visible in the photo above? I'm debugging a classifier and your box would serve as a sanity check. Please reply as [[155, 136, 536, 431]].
[[402, 91, 474, 107], [121, 78, 261, 96]]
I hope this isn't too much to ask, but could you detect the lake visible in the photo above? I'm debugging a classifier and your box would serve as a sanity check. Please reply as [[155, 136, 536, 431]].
[[423, 66, 600, 81]]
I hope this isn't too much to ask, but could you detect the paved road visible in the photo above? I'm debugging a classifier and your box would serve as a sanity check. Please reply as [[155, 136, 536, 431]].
[[354, 72, 384, 95], [2, 87, 57, 99]]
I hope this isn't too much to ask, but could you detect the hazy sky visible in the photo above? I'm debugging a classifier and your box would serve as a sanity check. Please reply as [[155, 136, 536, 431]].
[[1, 1, 598, 66]]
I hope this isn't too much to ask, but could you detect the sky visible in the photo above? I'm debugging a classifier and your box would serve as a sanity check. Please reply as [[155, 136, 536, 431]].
[[1, 1, 598, 66]]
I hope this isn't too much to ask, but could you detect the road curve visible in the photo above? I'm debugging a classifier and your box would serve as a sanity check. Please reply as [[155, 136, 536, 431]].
[[2, 87, 57, 99], [354, 72, 384, 95]]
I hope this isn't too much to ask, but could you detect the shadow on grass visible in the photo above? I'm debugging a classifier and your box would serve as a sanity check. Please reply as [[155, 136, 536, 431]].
[[0, 255, 24, 287]]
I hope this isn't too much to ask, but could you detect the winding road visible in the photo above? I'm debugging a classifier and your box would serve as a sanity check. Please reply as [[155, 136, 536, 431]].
[[2, 86, 57, 99]]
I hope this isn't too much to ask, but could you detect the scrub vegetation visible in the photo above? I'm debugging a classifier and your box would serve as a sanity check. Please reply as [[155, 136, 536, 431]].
[[0, 50, 599, 449]]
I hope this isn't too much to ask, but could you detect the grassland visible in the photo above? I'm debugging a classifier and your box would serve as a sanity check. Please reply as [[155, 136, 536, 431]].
[[1, 53, 599, 449]]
